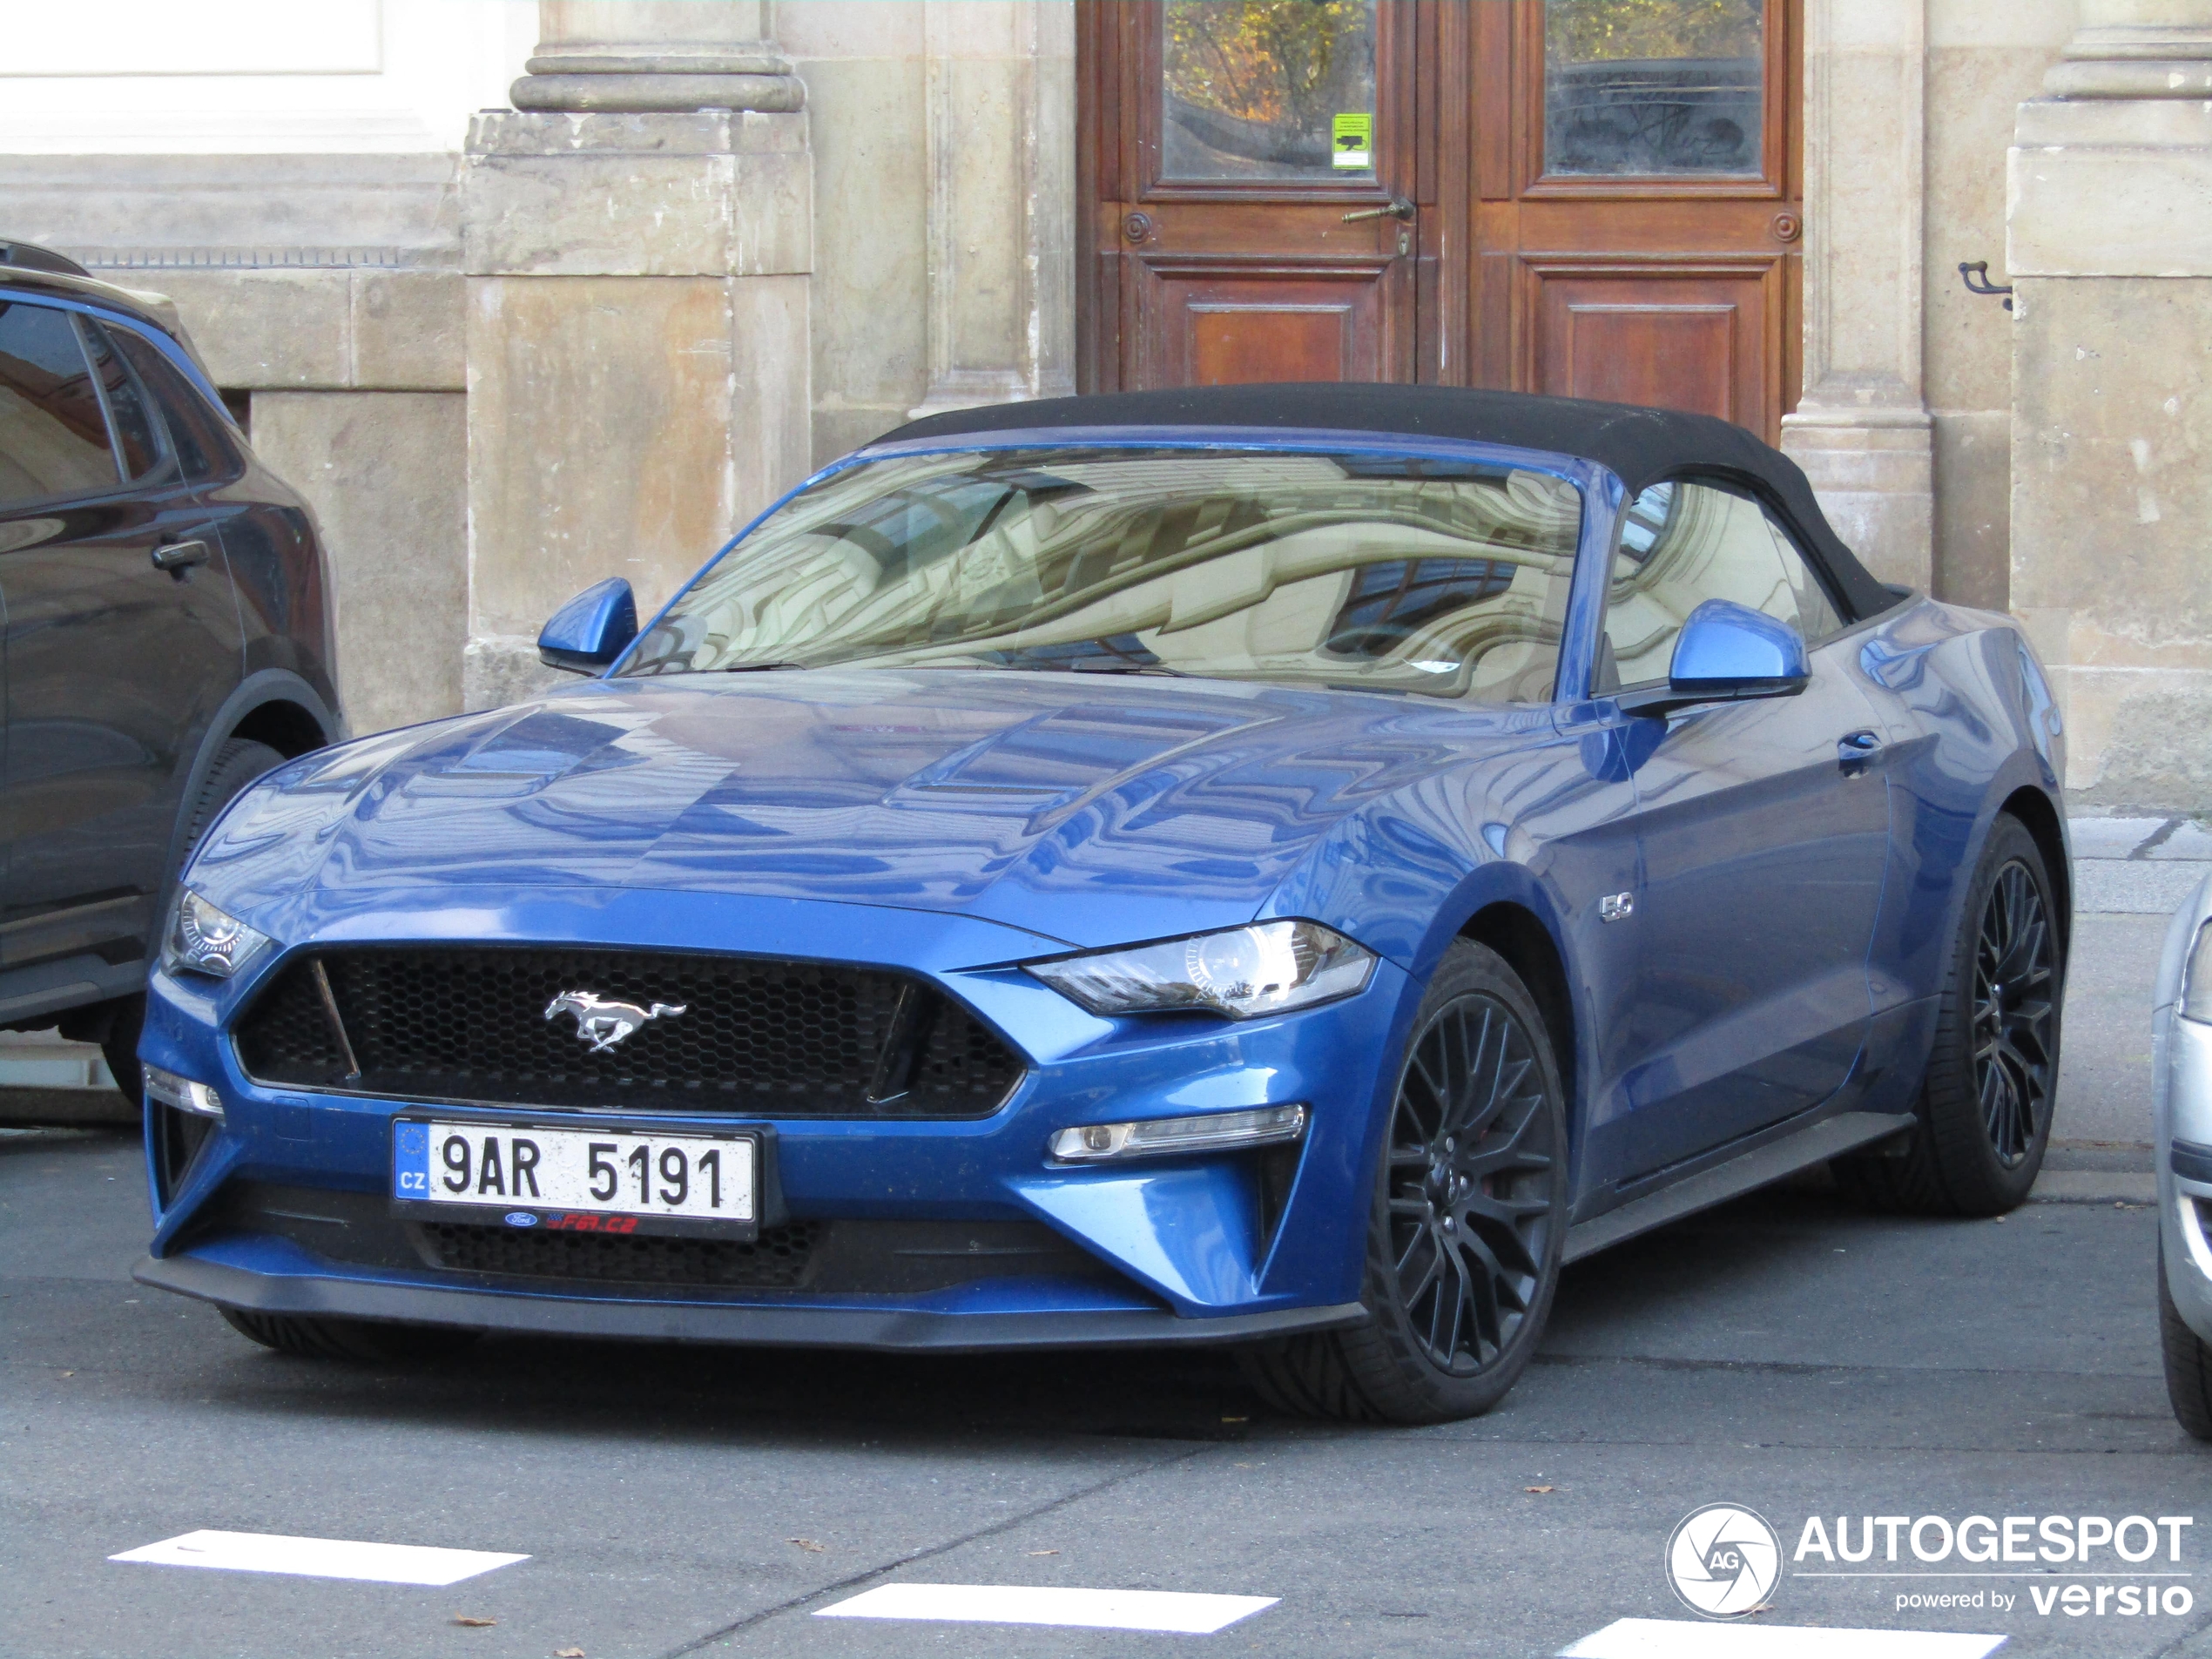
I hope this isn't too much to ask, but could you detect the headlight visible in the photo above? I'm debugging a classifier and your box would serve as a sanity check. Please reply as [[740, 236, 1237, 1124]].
[[161, 888, 272, 980], [1025, 920, 1376, 1020], [2184, 920, 2212, 1024]]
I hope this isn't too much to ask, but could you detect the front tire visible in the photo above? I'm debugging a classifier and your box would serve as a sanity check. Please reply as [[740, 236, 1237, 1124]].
[[1833, 814, 2061, 1217], [219, 1307, 480, 1365], [2161, 1244, 2212, 1442], [1242, 941, 1568, 1424]]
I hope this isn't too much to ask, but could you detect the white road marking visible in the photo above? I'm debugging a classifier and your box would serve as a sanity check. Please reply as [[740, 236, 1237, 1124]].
[[814, 1582, 1278, 1634], [108, 1529, 529, 1587], [1561, 1620, 2006, 1658]]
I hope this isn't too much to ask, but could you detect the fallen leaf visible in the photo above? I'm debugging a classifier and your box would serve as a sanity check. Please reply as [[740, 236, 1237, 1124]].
[[1025, 1549, 1060, 1556], [788, 1537, 826, 1553], [556, 1649, 586, 1657], [1524, 1485, 1555, 1494], [452, 1615, 496, 1628]]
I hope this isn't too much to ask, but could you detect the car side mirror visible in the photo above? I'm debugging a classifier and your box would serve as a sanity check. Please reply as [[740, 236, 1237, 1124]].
[[537, 578, 638, 674], [1616, 598, 1810, 718]]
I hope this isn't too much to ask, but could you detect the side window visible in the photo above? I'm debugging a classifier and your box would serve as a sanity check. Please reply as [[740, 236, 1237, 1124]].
[[106, 325, 237, 484], [78, 317, 165, 481], [1600, 479, 1844, 691], [0, 300, 118, 508]]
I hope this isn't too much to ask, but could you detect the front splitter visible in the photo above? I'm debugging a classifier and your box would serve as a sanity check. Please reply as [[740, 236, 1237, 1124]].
[[135, 1251, 1367, 1353]]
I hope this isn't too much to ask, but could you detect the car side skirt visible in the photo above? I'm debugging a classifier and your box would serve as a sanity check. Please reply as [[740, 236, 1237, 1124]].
[[134, 1251, 1368, 1353], [1563, 1110, 1918, 1264]]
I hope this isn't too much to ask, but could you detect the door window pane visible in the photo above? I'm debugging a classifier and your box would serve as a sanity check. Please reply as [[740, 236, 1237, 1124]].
[[109, 326, 236, 483], [80, 319, 163, 480], [1601, 480, 1839, 690], [1544, 0, 1763, 178], [0, 300, 118, 508], [1162, 0, 1377, 181]]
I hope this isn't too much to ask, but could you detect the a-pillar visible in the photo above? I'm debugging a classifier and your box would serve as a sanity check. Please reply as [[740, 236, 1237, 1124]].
[[2008, 2, 2212, 809], [460, 1, 813, 710], [1779, 0, 1936, 594]]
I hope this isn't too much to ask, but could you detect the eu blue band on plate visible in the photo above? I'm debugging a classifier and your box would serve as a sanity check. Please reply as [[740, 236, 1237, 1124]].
[[393, 1121, 430, 1198]]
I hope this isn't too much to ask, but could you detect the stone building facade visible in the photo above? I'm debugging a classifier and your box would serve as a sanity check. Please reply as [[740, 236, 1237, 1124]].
[[1, 0, 2206, 806]]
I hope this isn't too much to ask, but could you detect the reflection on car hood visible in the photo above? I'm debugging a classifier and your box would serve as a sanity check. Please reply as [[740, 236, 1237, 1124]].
[[193, 670, 1557, 949]]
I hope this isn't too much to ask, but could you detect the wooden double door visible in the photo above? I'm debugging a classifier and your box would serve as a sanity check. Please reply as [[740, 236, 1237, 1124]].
[[1078, 0, 1803, 441]]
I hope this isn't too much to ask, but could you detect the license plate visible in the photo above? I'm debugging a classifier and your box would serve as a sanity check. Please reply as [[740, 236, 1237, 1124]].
[[391, 1118, 759, 1238]]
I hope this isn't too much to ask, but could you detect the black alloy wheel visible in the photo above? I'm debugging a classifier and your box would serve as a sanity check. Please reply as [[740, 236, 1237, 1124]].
[[1386, 990, 1558, 1374], [1241, 940, 1569, 1423], [1973, 858, 2056, 1169], [1832, 813, 2062, 1217]]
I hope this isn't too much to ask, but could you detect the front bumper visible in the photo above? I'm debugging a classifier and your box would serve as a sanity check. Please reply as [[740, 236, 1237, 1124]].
[[2156, 1002, 2212, 1343], [139, 886, 1415, 1344]]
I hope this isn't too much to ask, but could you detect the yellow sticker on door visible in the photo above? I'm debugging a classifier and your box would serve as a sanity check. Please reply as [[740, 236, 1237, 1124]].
[[1332, 112, 1372, 171]]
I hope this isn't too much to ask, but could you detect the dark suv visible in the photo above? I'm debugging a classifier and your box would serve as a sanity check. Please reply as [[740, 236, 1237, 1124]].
[[0, 241, 341, 1105]]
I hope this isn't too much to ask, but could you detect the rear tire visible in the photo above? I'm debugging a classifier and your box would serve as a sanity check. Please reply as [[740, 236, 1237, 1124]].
[[2161, 1244, 2212, 1443], [108, 738, 287, 1105], [1832, 814, 2060, 1217], [219, 1307, 480, 1365], [1241, 941, 1569, 1424]]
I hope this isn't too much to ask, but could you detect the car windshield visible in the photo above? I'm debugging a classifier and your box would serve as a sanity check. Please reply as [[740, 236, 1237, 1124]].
[[617, 445, 1585, 703]]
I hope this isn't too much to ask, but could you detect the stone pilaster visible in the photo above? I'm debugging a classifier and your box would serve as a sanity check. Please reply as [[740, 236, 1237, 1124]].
[[461, 3, 813, 711], [2007, 3, 2212, 808], [907, 0, 1075, 418], [1779, 0, 1936, 594], [511, 2, 803, 113]]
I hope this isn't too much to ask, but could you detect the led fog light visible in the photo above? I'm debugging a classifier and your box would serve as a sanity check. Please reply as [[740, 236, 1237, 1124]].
[[1048, 1103, 1306, 1163], [143, 1063, 224, 1120]]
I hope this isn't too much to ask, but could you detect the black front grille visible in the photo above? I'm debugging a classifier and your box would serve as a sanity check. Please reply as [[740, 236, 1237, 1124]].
[[233, 947, 1023, 1116], [417, 1218, 823, 1287]]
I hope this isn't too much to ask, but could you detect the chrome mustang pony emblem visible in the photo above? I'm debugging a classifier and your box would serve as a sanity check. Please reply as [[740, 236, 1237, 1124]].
[[544, 989, 686, 1053]]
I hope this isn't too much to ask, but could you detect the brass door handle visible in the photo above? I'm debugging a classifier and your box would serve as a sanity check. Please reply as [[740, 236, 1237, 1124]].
[[1341, 197, 1415, 224]]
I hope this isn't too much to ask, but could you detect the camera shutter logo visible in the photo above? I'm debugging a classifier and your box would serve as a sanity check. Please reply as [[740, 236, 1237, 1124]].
[[1666, 1503, 1782, 1619]]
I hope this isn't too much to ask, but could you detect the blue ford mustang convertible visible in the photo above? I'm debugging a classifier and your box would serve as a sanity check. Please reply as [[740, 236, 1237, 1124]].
[[137, 386, 2070, 1423]]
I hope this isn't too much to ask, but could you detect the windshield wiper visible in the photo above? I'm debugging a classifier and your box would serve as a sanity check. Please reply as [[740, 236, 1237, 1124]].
[[715, 661, 810, 672]]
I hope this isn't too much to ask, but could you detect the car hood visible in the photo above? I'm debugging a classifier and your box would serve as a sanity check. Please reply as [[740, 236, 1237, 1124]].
[[194, 670, 1558, 952]]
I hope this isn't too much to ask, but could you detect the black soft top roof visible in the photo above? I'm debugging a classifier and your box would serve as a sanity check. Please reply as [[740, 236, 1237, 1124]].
[[887, 383, 1898, 622]]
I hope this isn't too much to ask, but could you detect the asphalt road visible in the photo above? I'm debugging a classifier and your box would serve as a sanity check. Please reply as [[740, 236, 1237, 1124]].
[[2, 823, 2207, 1659]]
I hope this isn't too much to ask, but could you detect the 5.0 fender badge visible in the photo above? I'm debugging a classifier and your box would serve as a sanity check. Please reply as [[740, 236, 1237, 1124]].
[[1599, 892, 1635, 923], [544, 989, 687, 1053]]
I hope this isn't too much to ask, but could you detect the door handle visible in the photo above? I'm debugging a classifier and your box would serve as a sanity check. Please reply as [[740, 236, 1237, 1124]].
[[1838, 729, 1883, 775], [1340, 197, 1414, 224], [152, 538, 211, 576]]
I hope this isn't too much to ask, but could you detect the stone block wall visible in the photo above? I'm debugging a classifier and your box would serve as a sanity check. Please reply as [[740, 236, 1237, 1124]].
[[0, 155, 471, 739]]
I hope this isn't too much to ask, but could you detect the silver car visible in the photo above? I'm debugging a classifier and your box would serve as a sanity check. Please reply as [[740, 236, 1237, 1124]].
[[2155, 874, 2212, 1439]]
